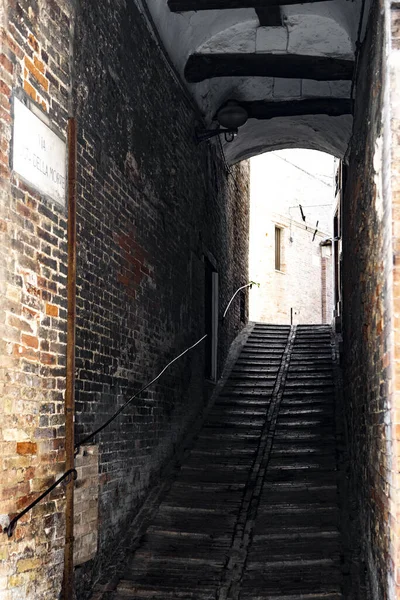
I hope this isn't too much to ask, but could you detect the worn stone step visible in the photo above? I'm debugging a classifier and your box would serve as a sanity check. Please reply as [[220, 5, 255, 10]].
[[278, 406, 333, 416], [164, 488, 244, 510], [280, 399, 334, 409], [183, 456, 254, 469], [284, 380, 334, 388], [276, 416, 334, 427], [260, 484, 338, 504], [189, 447, 257, 459], [240, 560, 342, 587], [274, 430, 335, 442], [263, 469, 338, 485], [240, 594, 342, 600], [271, 443, 335, 456], [248, 532, 341, 561], [286, 373, 333, 380], [207, 407, 268, 419], [222, 381, 276, 389], [117, 575, 218, 598], [149, 508, 238, 534], [288, 366, 333, 374], [232, 368, 280, 375], [245, 344, 287, 350], [241, 347, 284, 354], [219, 390, 274, 398], [205, 416, 266, 428], [229, 371, 278, 378], [133, 532, 231, 561], [282, 390, 335, 398], [197, 430, 261, 441], [268, 456, 336, 471], [175, 468, 250, 485]]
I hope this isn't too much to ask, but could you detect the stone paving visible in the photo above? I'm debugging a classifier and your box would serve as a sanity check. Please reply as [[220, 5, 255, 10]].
[[112, 323, 344, 599]]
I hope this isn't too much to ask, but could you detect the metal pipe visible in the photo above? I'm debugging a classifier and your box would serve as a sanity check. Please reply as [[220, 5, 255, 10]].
[[4, 469, 77, 538], [222, 281, 259, 320], [63, 117, 77, 600]]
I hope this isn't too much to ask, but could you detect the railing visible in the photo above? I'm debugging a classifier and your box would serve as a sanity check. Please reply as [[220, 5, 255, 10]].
[[3, 336, 207, 538], [4, 468, 77, 538], [4, 282, 256, 538]]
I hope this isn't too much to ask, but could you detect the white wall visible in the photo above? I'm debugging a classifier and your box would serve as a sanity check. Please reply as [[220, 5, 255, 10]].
[[249, 149, 335, 324]]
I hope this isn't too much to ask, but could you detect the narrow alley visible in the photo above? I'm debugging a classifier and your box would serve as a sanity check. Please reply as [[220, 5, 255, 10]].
[[110, 323, 344, 599], [2, 0, 399, 598]]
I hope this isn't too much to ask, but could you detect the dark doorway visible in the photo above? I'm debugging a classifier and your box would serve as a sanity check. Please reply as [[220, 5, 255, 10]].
[[204, 257, 218, 380]]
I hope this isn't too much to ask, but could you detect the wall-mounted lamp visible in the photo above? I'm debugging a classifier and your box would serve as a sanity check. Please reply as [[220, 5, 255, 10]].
[[195, 100, 248, 144]]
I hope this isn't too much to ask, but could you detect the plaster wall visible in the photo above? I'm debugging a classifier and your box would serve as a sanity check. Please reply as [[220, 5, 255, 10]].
[[249, 150, 334, 325]]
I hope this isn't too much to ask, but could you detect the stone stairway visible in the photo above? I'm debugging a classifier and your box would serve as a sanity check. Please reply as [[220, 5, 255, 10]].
[[112, 323, 344, 600]]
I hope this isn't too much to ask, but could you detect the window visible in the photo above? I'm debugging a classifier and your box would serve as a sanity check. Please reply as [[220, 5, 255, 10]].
[[275, 226, 282, 271]]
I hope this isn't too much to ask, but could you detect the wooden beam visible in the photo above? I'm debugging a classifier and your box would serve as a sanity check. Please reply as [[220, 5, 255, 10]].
[[256, 7, 282, 25], [225, 98, 353, 120], [185, 53, 354, 83], [168, 0, 333, 10]]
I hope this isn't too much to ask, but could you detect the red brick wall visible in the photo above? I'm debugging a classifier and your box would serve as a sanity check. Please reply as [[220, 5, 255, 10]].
[[389, 6, 400, 599], [0, 1, 73, 598]]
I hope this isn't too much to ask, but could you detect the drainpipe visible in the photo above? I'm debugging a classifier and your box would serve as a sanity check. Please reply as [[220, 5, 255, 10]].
[[63, 117, 77, 599]]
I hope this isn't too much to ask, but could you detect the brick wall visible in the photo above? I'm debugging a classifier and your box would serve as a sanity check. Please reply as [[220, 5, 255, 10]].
[[0, 0, 249, 598], [0, 1, 72, 598], [389, 4, 400, 599], [341, 0, 395, 596], [72, 3, 249, 594]]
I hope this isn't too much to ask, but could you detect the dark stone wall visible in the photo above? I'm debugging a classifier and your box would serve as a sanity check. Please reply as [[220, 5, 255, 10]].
[[342, 1, 391, 596], [72, 0, 249, 594]]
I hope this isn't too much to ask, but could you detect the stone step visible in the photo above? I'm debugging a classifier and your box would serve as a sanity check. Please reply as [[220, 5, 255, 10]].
[[109, 323, 344, 600]]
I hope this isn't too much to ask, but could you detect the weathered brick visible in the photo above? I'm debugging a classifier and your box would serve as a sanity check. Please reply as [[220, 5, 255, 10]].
[[0, 54, 13, 75], [45, 304, 58, 317], [24, 57, 49, 92], [23, 79, 37, 102], [16, 442, 37, 456]]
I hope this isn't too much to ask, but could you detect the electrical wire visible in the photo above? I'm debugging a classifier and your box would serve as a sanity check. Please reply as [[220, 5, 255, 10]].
[[274, 154, 334, 188], [75, 334, 208, 451], [289, 204, 332, 209]]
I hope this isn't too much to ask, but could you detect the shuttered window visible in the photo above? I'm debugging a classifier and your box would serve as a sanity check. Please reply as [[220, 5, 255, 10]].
[[275, 226, 282, 271]]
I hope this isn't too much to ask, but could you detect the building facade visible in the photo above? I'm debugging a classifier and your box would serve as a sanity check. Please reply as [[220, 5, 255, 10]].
[[249, 150, 334, 325]]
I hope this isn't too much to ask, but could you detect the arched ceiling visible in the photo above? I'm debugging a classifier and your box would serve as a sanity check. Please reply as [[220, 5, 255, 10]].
[[143, 0, 370, 163]]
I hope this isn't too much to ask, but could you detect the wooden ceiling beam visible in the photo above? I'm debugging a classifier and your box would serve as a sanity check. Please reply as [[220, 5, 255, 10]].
[[185, 53, 354, 83], [224, 98, 353, 120], [256, 7, 282, 25], [168, 0, 333, 11]]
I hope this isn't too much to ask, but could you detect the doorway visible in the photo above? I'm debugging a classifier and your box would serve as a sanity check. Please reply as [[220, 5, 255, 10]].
[[204, 257, 218, 381]]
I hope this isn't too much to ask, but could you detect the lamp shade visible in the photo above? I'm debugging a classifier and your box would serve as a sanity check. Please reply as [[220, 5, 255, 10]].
[[216, 101, 248, 129]]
